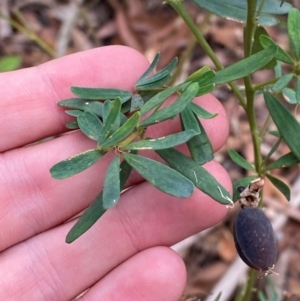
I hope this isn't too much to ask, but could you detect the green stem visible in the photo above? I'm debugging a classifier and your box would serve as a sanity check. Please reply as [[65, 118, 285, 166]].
[[241, 269, 258, 301], [0, 12, 57, 58], [243, 0, 262, 173], [253, 78, 278, 91], [165, 0, 246, 108], [241, 2, 261, 301], [244, 0, 257, 57], [259, 114, 271, 139]]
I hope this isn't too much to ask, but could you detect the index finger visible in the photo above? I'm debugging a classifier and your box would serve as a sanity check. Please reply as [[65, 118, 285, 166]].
[[0, 46, 149, 152]]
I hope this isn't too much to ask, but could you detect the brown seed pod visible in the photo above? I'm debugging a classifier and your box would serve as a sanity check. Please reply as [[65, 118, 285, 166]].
[[233, 207, 277, 276]]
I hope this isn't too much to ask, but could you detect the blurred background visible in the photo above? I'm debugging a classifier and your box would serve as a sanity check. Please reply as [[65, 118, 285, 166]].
[[1, 1, 300, 300]]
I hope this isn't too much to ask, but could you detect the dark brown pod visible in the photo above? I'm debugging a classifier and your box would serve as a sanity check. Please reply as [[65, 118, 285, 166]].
[[233, 207, 277, 273]]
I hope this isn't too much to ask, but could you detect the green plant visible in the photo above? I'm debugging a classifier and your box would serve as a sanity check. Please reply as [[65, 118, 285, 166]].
[[50, 1, 300, 300]]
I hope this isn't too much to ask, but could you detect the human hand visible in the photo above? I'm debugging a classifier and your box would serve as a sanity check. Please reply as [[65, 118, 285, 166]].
[[0, 46, 232, 300]]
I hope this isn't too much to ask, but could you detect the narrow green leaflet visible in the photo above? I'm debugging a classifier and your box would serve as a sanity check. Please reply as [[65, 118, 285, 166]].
[[282, 88, 297, 104], [195, 83, 215, 97], [288, 8, 300, 61], [101, 100, 121, 132], [58, 98, 104, 117], [130, 94, 144, 111], [233, 176, 257, 202], [66, 191, 106, 243], [135, 74, 172, 91], [181, 108, 213, 165], [186, 66, 211, 82], [269, 130, 281, 137], [102, 100, 111, 123], [180, 107, 201, 134], [189, 102, 218, 119], [65, 110, 82, 117], [135, 57, 178, 88], [259, 35, 294, 64], [266, 152, 300, 170], [66, 157, 134, 243], [156, 148, 232, 205], [140, 85, 180, 115], [266, 173, 290, 201], [66, 120, 79, 129], [274, 60, 282, 78], [124, 129, 198, 150], [77, 111, 103, 141], [192, 0, 292, 26], [264, 92, 300, 161], [100, 112, 140, 149], [70, 87, 132, 103], [252, 27, 276, 69], [191, 70, 215, 86], [228, 149, 256, 172], [98, 98, 122, 145], [263, 138, 282, 164], [140, 83, 199, 127], [50, 149, 105, 179], [272, 73, 293, 92], [135, 53, 160, 85], [213, 45, 277, 85], [103, 156, 121, 209], [123, 153, 194, 198]]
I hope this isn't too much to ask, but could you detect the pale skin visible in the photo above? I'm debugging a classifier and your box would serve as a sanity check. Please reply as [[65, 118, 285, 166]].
[[0, 46, 232, 300]]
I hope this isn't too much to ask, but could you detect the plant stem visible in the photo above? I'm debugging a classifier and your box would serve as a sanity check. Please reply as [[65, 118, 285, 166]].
[[253, 78, 278, 91], [165, 0, 246, 108], [241, 269, 258, 301], [240, 1, 262, 301], [243, 0, 262, 174], [0, 12, 57, 58], [259, 114, 272, 139]]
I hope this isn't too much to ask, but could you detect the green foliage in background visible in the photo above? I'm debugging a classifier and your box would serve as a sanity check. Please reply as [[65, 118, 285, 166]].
[[0, 55, 21, 72]]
